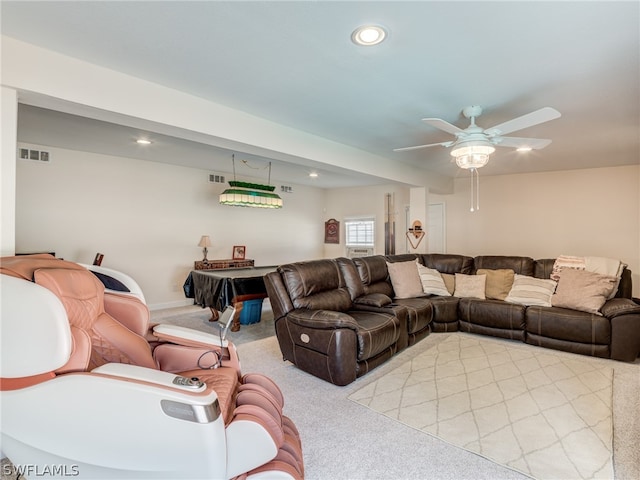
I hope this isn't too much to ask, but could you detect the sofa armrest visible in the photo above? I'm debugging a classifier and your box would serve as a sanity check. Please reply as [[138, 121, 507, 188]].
[[286, 309, 359, 330], [601, 298, 640, 318], [353, 293, 392, 308]]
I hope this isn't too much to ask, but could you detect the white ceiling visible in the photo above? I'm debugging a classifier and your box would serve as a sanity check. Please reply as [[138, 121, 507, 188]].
[[2, 1, 639, 188]]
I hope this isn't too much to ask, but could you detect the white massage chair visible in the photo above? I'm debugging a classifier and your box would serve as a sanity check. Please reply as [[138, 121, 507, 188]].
[[0, 254, 304, 479]]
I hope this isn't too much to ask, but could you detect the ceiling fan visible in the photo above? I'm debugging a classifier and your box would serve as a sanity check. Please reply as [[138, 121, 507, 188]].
[[394, 105, 561, 170], [395, 105, 561, 212]]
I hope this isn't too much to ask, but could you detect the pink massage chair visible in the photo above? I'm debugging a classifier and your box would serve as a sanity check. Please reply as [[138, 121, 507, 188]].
[[0, 254, 304, 479]]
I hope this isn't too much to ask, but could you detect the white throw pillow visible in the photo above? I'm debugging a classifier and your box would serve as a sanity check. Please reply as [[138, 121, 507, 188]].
[[505, 274, 557, 307], [417, 264, 451, 296], [453, 273, 486, 299]]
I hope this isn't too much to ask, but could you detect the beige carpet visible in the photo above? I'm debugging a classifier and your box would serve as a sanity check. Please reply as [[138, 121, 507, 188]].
[[349, 334, 614, 480]]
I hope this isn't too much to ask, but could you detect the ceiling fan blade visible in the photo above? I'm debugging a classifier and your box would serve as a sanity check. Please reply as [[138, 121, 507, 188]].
[[484, 107, 561, 136], [393, 141, 453, 152], [422, 118, 464, 135], [494, 137, 552, 149]]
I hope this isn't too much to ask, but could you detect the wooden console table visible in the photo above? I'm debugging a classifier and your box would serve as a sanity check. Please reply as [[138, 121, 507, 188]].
[[194, 259, 255, 270]]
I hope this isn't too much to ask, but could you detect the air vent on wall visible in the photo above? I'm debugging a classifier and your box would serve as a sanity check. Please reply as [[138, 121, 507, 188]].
[[18, 147, 51, 163], [209, 174, 226, 184]]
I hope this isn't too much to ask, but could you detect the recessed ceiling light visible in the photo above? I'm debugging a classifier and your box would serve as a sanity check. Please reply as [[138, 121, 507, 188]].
[[136, 139, 152, 145], [516, 146, 532, 152], [351, 25, 387, 46], [309, 172, 319, 178]]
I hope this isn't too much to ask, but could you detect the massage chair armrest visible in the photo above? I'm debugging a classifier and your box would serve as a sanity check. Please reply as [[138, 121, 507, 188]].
[[286, 309, 359, 330], [601, 298, 640, 318], [92, 363, 208, 391], [2, 370, 230, 478], [153, 324, 227, 348], [152, 324, 241, 374]]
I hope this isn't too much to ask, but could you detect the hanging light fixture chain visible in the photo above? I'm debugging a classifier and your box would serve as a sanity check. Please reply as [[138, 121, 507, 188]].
[[232, 154, 237, 181]]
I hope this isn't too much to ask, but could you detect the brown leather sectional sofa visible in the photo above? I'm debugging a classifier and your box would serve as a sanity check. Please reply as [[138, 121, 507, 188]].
[[264, 253, 640, 386]]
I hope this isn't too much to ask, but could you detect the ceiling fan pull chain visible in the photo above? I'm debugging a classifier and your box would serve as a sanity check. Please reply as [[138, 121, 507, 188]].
[[470, 170, 474, 212], [475, 168, 480, 211], [469, 168, 480, 212]]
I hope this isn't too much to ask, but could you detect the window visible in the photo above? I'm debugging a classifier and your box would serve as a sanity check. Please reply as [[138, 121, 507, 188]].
[[345, 218, 375, 247]]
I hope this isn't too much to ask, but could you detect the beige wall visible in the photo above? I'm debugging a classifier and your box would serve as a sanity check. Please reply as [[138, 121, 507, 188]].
[[323, 184, 411, 258], [430, 165, 640, 296], [16, 145, 326, 309], [15, 146, 640, 305]]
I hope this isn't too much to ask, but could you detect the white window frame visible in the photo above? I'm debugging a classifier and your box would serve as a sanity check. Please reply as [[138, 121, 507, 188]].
[[345, 217, 375, 248]]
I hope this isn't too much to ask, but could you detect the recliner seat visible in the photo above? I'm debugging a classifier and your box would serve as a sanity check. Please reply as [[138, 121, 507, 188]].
[[264, 258, 406, 386]]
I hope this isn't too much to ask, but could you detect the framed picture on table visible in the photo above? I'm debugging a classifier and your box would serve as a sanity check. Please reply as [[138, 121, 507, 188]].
[[232, 245, 246, 260]]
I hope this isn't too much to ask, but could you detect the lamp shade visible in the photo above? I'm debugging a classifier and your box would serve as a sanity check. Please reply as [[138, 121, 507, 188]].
[[198, 235, 212, 248], [219, 181, 283, 209]]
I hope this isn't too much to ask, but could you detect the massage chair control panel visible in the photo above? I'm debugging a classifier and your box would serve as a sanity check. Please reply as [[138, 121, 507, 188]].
[[173, 375, 205, 389]]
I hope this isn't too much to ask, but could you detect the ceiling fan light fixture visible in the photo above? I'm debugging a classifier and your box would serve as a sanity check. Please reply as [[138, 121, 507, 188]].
[[351, 25, 387, 46], [451, 142, 495, 170]]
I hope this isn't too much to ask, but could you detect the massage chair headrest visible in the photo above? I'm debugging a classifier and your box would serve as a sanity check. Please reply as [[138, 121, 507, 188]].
[[1, 275, 72, 378]]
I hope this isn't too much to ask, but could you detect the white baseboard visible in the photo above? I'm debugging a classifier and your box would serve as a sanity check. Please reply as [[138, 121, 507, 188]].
[[148, 299, 194, 311], [149, 297, 272, 312]]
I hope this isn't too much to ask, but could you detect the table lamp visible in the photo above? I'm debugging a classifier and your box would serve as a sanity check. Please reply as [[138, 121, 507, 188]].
[[198, 235, 212, 262]]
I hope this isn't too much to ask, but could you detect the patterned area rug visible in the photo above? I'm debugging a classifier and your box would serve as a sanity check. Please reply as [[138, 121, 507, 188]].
[[349, 334, 614, 480]]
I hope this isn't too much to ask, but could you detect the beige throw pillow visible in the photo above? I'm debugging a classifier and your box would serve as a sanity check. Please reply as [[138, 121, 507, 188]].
[[417, 264, 451, 296], [453, 273, 486, 299], [477, 268, 515, 301], [505, 274, 557, 307], [441, 273, 455, 295], [386, 260, 424, 299], [551, 268, 617, 315]]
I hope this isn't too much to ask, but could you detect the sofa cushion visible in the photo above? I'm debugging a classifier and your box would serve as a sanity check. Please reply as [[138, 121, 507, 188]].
[[477, 268, 515, 301], [350, 311, 402, 361], [458, 298, 526, 340], [421, 254, 474, 274], [279, 260, 353, 311], [353, 255, 395, 297], [417, 264, 451, 296], [525, 305, 611, 346], [473, 256, 534, 276], [387, 260, 424, 299], [551, 268, 617, 315], [453, 273, 486, 299], [353, 255, 388, 285], [392, 297, 433, 335], [505, 274, 556, 307]]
